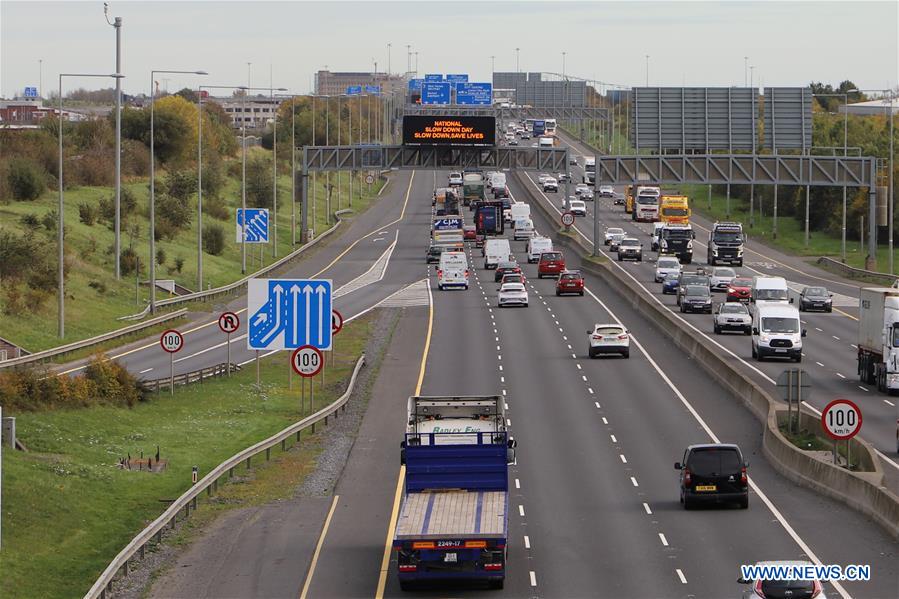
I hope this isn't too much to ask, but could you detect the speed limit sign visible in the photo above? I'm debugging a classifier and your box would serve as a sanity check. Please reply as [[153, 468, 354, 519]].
[[821, 399, 862, 440], [560, 212, 575, 227], [292, 345, 324, 378], [365, 174, 375, 185], [332, 309, 344, 335], [160, 329, 184, 353], [218, 311, 240, 334]]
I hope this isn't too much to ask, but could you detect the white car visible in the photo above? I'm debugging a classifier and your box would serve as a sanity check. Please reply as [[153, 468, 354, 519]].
[[608, 232, 626, 251], [598, 185, 615, 198], [543, 177, 559, 192], [650, 222, 665, 251], [604, 227, 625, 246], [498, 282, 529, 308], [710, 267, 737, 292], [654, 257, 682, 282], [714, 302, 751, 335], [575, 184, 591, 197], [738, 561, 829, 599], [448, 172, 463, 186], [617, 237, 643, 262], [537, 173, 551, 184], [568, 199, 587, 216], [587, 323, 630, 358]]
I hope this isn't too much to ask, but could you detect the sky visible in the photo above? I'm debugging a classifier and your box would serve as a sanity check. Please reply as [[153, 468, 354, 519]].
[[1, 0, 897, 98]]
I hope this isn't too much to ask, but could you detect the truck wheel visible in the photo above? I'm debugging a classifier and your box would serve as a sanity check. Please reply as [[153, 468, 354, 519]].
[[739, 495, 749, 509], [714, 324, 720, 334]]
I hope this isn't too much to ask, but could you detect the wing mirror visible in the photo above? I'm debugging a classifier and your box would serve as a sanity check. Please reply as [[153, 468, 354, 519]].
[[802, 329, 808, 337], [789, 297, 795, 304], [674, 462, 682, 470], [752, 327, 760, 335], [737, 576, 750, 584]]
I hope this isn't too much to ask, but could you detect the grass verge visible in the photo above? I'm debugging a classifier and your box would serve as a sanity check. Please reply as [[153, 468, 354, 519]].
[[0, 311, 373, 599]]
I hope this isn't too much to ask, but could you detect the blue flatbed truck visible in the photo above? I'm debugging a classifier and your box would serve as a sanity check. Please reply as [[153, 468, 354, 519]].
[[395, 396, 514, 591]]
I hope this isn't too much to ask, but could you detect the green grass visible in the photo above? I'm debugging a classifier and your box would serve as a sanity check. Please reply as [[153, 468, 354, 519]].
[[0, 312, 373, 599], [0, 160, 384, 352]]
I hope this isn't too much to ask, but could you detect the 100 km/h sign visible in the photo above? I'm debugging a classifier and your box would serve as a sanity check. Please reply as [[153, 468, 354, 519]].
[[821, 399, 862, 440], [560, 212, 575, 228], [160, 329, 184, 353], [292, 345, 324, 378]]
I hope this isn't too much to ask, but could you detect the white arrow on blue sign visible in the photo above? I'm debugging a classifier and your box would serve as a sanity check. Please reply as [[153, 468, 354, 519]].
[[247, 278, 333, 351], [236, 208, 270, 243]]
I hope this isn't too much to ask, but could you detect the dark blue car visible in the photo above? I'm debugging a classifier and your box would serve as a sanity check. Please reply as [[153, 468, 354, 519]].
[[662, 278, 679, 295]]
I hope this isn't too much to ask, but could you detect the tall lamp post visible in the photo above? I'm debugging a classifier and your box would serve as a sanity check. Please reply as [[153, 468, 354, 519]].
[[272, 92, 297, 246], [103, 5, 124, 279], [57, 72, 123, 338], [150, 68, 207, 314]]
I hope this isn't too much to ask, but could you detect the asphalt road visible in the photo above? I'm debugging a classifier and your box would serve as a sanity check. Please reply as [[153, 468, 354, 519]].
[[520, 128, 899, 487]]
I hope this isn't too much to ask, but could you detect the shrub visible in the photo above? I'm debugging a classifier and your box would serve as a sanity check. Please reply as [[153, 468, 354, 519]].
[[78, 201, 97, 225], [154, 217, 181, 241], [164, 170, 197, 201], [204, 223, 225, 255], [19, 213, 41, 229], [7, 157, 46, 200], [121, 247, 140, 276], [174, 256, 185, 273], [156, 193, 192, 234], [88, 280, 107, 294], [98, 186, 138, 227], [246, 152, 274, 208], [41, 210, 57, 231], [204, 194, 230, 221], [156, 248, 166, 266]]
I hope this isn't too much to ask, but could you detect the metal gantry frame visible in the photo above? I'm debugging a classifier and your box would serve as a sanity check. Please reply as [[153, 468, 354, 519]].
[[402, 104, 609, 121]]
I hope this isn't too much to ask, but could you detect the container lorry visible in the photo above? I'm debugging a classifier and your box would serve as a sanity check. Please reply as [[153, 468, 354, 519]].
[[475, 201, 505, 238], [707, 222, 744, 266], [660, 195, 690, 225], [532, 119, 546, 137], [396, 396, 515, 590], [462, 172, 486, 206], [857, 288, 899, 393], [583, 157, 596, 185]]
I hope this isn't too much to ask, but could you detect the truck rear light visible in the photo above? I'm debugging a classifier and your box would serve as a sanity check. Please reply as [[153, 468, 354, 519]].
[[464, 540, 487, 548], [740, 466, 747, 485], [399, 565, 418, 573], [412, 541, 435, 549], [484, 563, 504, 571]]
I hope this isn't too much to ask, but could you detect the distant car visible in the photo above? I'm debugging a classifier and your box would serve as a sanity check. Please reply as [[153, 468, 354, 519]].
[[568, 199, 587, 216], [680, 284, 712, 313], [617, 238, 643, 262], [426, 245, 443, 264], [676, 443, 748, 509], [556, 270, 585, 296], [604, 227, 625, 246], [569, 155, 579, 166], [714, 302, 752, 335], [579, 188, 594, 201], [537, 251, 565, 278], [738, 560, 828, 599], [498, 282, 529, 308], [575, 183, 591, 197], [587, 323, 630, 358], [727, 276, 753, 303], [612, 192, 625, 205], [655, 257, 682, 282], [500, 273, 526, 287], [799, 286, 833, 312], [463, 225, 476, 241], [710, 267, 737, 292], [608, 232, 626, 252], [599, 185, 615, 198], [448, 172, 463, 186], [494, 260, 521, 282], [520, 131, 531, 139], [543, 177, 558, 192], [557, 172, 570, 183], [508, 137, 519, 146], [537, 173, 551, 184], [475, 234, 486, 249], [662, 277, 679, 295]]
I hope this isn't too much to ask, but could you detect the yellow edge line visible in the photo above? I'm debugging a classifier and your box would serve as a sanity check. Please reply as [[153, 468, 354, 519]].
[[374, 268, 433, 598], [299, 494, 340, 599], [56, 171, 417, 376]]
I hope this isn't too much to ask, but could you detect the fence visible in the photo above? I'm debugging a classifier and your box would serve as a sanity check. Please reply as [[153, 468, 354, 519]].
[[140, 362, 240, 393], [85, 353, 366, 599]]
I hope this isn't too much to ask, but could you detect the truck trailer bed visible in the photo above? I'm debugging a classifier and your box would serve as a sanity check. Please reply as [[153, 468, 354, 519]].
[[395, 490, 507, 540]]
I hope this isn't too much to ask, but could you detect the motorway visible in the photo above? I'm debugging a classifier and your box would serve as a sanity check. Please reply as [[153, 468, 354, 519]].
[[519, 128, 899, 491]]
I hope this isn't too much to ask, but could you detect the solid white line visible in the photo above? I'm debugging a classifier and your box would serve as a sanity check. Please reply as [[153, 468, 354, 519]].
[[138, 367, 153, 374], [658, 533, 669, 547], [620, 454, 627, 464], [676, 569, 687, 584], [643, 502, 652, 515], [630, 476, 639, 487], [518, 505, 525, 517], [529, 571, 537, 587], [524, 535, 531, 549], [610, 434, 617, 442]]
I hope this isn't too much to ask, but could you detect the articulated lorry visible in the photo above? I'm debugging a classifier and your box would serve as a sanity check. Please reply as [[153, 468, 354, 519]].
[[462, 171, 486, 206], [396, 396, 515, 590], [857, 288, 899, 393]]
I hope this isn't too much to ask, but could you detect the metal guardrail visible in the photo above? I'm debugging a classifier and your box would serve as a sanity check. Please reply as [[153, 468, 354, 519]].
[[140, 362, 240, 393], [816, 256, 899, 286], [0, 309, 188, 371], [86, 353, 366, 599]]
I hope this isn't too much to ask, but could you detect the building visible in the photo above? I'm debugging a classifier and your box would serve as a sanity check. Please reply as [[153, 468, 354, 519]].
[[314, 71, 406, 97], [839, 98, 898, 116], [209, 94, 283, 130], [0, 97, 91, 128]]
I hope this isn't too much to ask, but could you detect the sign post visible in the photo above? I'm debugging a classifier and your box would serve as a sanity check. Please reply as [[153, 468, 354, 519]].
[[821, 399, 862, 469], [160, 329, 184, 395], [776, 369, 811, 434], [218, 312, 240, 376], [292, 345, 324, 414]]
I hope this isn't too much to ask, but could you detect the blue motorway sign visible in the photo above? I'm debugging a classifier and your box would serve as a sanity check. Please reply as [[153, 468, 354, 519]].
[[346, 85, 363, 95], [421, 81, 451, 105], [236, 208, 269, 243], [446, 74, 469, 86], [456, 82, 493, 105], [247, 279, 333, 351], [23, 86, 38, 98], [408, 78, 424, 91], [424, 73, 443, 81], [365, 84, 381, 95]]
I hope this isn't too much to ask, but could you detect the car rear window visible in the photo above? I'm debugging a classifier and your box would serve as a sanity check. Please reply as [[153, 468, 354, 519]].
[[688, 448, 741, 476], [542, 252, 562, 260], [714, 268, 736, 277], [760, 580, 816, 595], [595, 327, 623, 336], [561, 274, 579, 281]]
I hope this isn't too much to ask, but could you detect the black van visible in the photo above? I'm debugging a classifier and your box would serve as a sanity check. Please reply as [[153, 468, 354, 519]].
[[675, 443, 748, 509]]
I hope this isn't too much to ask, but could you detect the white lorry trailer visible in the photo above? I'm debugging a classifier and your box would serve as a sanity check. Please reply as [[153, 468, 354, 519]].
[[858, 287, 899, 393]]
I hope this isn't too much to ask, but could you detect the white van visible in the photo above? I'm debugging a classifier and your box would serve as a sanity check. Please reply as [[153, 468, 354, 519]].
[[510, 203, 531, 227], [751, 303, 805, 362], [751, 276, 791, 305], [527, 237, 553, 263], [437, 251, 469, 290], [538, 136, 554, 148], [513, 218, 535, 241], [484, 238, 511, 269], [488, 172, 507, 190]]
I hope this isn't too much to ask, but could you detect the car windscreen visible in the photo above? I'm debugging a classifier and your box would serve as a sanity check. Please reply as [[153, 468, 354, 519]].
[[891, 324, 899, 348], [542, 253, 562, 260], [761, 317, 800, 333], [621, 239, 639, 246], [686, 286, 709, 296], [805, 287, 827, 297], [663, 208, 689, 216], [636, 195, 657, 204], [688, 448, 742, 476], [658, 259, 679, 268], [714, 268, 735, 277], [712, 231, 742, 243], [720, 304, 747, 314], [594, 327, 623, 336], [756, 288, 789, 301]]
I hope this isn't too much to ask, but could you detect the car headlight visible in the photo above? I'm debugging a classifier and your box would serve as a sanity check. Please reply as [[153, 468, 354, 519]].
[[687, 240, 693, 249], [737, 249, 744, 256], [660, 240, 668, 248], [760, 334, 769, 342]]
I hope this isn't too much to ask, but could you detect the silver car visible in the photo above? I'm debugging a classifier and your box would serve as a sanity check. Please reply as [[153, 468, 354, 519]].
[[713, 302, 751, 334], [604, 227, 625, 246], [655, 257, 682, 282], [617, 238, 643, 262], [709, 267, 737, 292], [599, 185, 615, 198]]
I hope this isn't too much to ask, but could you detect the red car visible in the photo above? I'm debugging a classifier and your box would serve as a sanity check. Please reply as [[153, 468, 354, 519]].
[[475, 234, 486, 249], [501, 273, 527, 286], [537, 251, 566, 278], [556, 270, 584, 296], [463, 225, 477, 241], [727, 277, 752, 302]]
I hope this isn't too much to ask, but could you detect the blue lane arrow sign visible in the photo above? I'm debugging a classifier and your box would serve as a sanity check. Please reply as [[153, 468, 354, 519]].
[[236, 208, 270, 243], [247, 278, 332, 351]]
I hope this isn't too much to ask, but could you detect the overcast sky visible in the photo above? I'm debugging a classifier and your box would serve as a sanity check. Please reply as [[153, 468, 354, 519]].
[[2, 1, 896, 98]]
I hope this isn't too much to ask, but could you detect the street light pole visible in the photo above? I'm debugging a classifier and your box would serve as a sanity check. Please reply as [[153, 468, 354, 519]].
[[104, 6, 124, 280], [515, 47, 520, 74], [744, 56, 748, 87], [645, 55, 649, 87], [814, 90, 855, 262]]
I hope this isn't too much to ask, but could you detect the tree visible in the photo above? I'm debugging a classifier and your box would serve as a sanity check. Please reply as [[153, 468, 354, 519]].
[[7, 158, 47, 200], [175, 87, 198, 103], [245, 150, 274, 208]]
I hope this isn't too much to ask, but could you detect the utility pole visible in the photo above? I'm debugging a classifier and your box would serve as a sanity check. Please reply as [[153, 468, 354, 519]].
[[515, 47, 520, 74], [744, 56, 748, 87], [104, 5, 123, 279]]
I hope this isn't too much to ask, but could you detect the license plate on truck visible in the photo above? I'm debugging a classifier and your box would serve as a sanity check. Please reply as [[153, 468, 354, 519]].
[[444, 552, 457, 563]]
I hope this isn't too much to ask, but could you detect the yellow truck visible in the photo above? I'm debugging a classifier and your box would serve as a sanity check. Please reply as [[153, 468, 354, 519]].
[[660, 195, 690, 225], [624, 185, 635, 214]]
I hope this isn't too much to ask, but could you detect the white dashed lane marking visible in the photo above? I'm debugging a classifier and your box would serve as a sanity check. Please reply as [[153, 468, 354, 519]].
[[643, 502, 652, 515], [676, 569, 688, 584]]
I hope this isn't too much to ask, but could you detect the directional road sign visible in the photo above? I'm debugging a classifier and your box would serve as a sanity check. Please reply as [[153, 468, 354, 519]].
[[560, 212, 575, 227], [365, 85, 381, 95], [160, 329, 184, 353], [23, 87, 38, 98], [408, 78, 424, 91], [424, 73, 444, 81], [446, 74, 469, 86], [821, 399, 862, 440], [218, 312, 240, 334], [456, 82, 493, 105], [292, 345, 324, 378], [421, 81, 451, 105], [332, 309, 344, 335], [236, 208, 270, 243], [247, 278, 333, 351], [346, 85, 363, 96]]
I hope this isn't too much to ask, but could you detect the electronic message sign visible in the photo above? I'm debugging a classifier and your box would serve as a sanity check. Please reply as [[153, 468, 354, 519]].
[[403, 115, 496, 146]]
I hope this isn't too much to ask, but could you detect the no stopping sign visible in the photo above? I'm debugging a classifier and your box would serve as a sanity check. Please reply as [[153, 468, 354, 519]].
[[821, 399, 862, 440]]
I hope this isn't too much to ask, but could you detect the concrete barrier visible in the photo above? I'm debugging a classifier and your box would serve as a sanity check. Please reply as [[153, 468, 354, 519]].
[[517, 171, 899, 540]]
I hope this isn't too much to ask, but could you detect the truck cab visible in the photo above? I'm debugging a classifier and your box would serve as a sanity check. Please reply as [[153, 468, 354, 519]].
[[707, 221, 744, 266], [660, 195, 690, 225], [633, 186, 661, 222], [658, 224, 695, 263]]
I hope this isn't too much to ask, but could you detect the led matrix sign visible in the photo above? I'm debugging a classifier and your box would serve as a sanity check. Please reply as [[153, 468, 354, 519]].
[[403, 116, 496, 146]]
